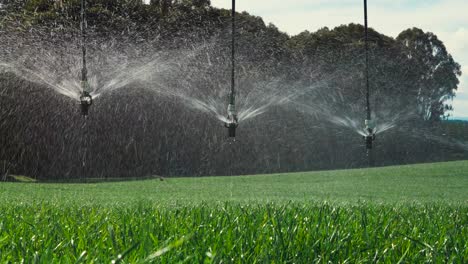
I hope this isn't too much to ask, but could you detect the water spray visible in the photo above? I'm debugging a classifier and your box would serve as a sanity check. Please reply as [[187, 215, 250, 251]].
[[224, 0, 238, 138], [363, 0, 375, 161], [79, 0, 92, 116]]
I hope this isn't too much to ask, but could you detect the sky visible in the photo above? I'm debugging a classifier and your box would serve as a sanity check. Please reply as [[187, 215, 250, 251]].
[[210, 0, 468, 117]]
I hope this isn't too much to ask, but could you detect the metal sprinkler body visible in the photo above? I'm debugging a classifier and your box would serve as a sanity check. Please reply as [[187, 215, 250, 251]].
[[364, 119, 376, 150], [225, 103, 238, 138], [80, 90, 93, 116]]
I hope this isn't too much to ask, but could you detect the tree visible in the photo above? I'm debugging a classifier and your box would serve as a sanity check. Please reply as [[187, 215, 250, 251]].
[[0, 3, 466, 180], [397, 28, 461, 121]]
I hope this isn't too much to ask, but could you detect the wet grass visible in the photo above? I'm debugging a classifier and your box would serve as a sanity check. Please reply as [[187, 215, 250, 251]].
[[0, 160, 467, 262], [1, 160, 467, 206]]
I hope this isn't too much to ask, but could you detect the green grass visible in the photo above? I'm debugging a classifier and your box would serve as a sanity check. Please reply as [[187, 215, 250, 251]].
[[2, 160, 467, 205], [0, 161, 467, 262]]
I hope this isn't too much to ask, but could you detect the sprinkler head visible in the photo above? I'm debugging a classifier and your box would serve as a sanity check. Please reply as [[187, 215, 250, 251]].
[[225, 103, 238, 138], [364, 119, 376, 149], [80, 91, 93, 116], [225, 120, 238, 137]]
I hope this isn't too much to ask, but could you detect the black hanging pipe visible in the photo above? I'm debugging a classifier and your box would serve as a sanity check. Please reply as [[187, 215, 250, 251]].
[[363, 0, 375, 164], [79, 0, 92, 116], [81, 0, 87, 86], [225, 0, 238, 138], [364, 0, 370, 121], [230, 0, 235, 106]]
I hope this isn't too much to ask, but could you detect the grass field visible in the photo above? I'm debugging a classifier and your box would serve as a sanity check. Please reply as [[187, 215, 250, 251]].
[[0, 161, 467, 262]]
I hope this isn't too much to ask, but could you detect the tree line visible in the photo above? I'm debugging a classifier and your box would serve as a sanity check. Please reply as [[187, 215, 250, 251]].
[[0, 0, 464, 180]]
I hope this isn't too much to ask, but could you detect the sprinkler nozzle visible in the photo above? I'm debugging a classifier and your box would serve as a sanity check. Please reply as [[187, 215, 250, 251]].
[[365, 133, 375, 149], [364, 119, 376, 149], [225, 120, 238, 137], [80, 91, 93, 116], [225, 103, 238, 138]]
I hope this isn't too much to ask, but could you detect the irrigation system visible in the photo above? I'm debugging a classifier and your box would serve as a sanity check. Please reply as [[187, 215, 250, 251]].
[[363, 0, 376, 165], [79, 0, 92, 116], [224, 0, 239, 138], [73, 0, 376, 166]]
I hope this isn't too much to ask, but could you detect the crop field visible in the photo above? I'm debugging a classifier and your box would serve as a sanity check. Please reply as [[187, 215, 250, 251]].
[[1, 161, 467, 262]]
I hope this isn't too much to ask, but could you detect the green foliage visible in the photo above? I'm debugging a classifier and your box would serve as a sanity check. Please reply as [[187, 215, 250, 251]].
[[0, 1, 464, 179], [2, 160, 468, 204], [24, 0, 55, 12], [0, 203, 466, 262], [1, 161, 467, 261], [397, 28, 462, 121], [2, 1, 462, 122], [288, 25, 461, 121]]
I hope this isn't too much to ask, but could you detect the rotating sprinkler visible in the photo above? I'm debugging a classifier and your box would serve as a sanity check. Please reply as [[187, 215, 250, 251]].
[[225, 0, 238, 138], [79, 0, 92, 117], [225, 102, 238, 137], [80, 90, 93, 116], [364, 119, 376, 150]]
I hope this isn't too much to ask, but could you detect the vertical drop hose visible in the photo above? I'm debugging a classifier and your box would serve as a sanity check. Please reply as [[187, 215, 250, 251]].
[[81, 0, 87, 88], [80, 0, 92, 116], [364, 0, 370, 121], [230, 0, 235, 106], [225, 0, 238, 138], [364, 0, 375, 165]]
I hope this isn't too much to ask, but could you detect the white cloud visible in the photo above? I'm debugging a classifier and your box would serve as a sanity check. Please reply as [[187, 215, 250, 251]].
[[212, 0, 468, 35]]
